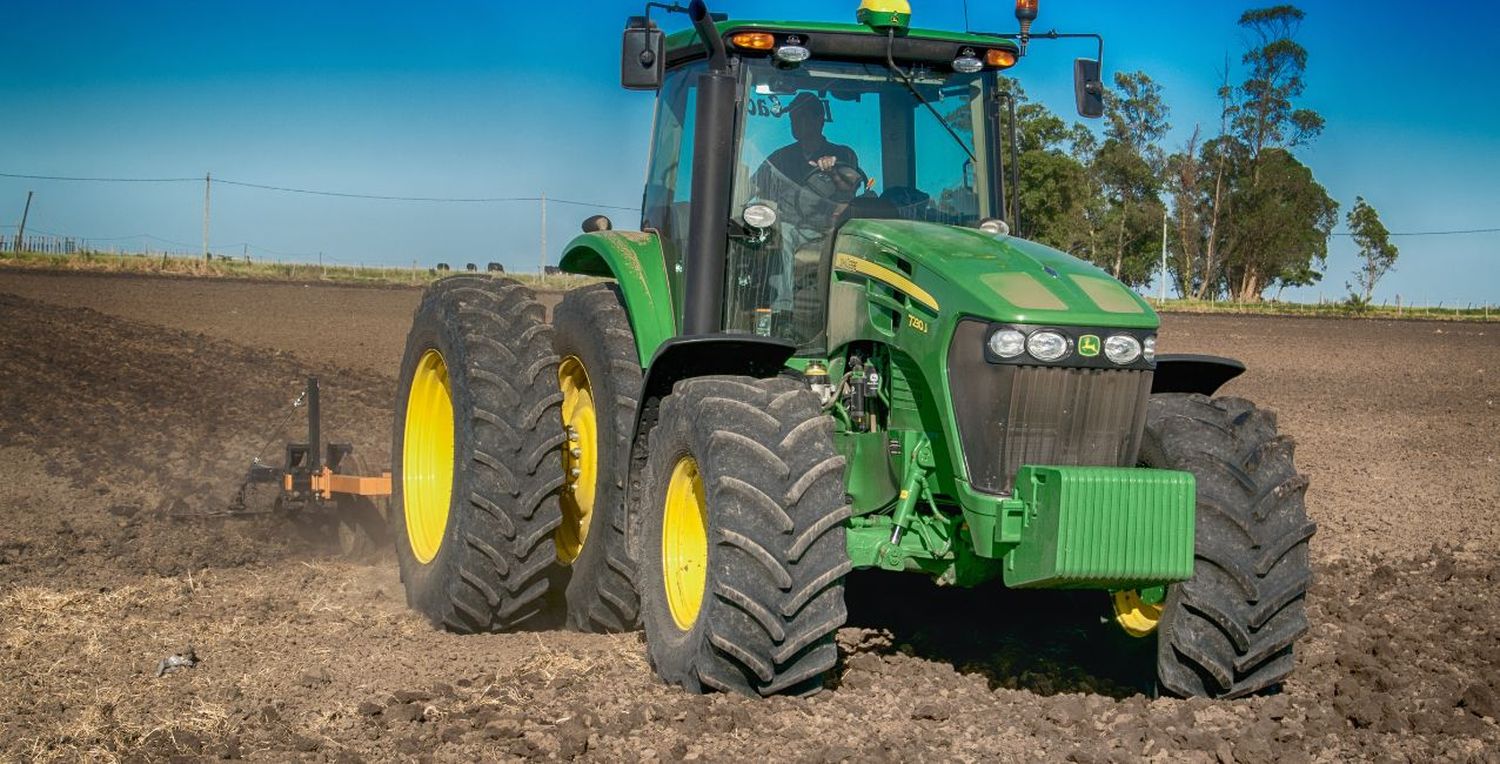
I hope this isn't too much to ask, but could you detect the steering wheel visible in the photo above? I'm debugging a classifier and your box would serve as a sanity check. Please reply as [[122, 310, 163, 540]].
[[800, 162, 867, 206]]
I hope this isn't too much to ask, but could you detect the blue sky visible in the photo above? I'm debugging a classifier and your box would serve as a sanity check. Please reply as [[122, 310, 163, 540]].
[[1, 0, 1496, 305]]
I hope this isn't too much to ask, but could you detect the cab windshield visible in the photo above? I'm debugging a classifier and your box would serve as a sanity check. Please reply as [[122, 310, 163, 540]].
[[724, 57, 1002, 349]]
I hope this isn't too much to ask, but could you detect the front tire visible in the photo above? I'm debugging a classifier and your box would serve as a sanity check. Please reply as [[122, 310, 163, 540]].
[[392, 277, 566, 632], [640, 376, 851, 697], [1141, 394, 1315, 698]]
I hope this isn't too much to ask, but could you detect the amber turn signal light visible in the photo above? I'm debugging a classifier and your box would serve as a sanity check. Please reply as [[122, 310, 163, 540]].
[[987, 49, 1018, 69], [730, 32, 775, 51]]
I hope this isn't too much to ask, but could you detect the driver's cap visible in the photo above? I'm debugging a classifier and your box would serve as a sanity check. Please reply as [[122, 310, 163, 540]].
[[786, 92, 826, 121]]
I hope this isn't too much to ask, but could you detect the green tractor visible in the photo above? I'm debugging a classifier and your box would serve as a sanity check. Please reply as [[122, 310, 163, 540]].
[[390, 0, 1314, 699]]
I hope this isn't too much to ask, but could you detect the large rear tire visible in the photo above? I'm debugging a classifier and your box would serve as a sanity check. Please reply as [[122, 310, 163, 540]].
[[640, 376, 851, 697], [392, 277, 566, 632], [553, 284, 644, 632], [1140, 394, 1315, 698]]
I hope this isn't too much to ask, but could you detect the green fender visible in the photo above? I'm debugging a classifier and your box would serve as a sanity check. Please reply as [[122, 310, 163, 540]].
[[559, 231, 677, 367]]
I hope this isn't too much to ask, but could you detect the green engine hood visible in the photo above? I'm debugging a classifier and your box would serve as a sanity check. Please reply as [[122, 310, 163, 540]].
[[840, 220, 1159, 330]]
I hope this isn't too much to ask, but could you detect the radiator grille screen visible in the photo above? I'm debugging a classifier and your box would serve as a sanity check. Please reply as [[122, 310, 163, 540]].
[[948, 320, 1153, 494]]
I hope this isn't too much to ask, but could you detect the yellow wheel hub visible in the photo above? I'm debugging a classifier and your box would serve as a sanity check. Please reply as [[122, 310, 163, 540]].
[[661, 455, 708, 630], [557, 356, 598, 564], [402, 349, 455, 564], [1113, 589, 1164, 638]]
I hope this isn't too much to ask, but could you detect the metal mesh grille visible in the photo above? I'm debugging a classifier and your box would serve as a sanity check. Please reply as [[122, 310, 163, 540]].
[[948, 320, 1153, 494]]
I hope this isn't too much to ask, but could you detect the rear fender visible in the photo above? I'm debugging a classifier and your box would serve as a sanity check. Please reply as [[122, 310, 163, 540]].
[[560, 231, 676, 366]]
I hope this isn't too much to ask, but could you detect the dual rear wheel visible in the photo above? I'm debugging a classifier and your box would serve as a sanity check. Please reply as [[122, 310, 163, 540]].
[[391, 279, 646, 634], [390, 278, 851, 694]]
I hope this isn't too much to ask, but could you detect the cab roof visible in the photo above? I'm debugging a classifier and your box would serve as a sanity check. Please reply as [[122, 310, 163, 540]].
[[663, 19, 1022, 70]]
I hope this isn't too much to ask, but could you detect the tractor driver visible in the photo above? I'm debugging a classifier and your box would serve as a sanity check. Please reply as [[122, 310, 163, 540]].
[[751, 92, 865, 315], [752, 92, 865, 224], [756, 93, 861, 193]]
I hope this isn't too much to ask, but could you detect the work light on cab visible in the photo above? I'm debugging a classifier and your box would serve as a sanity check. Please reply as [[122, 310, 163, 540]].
[[775, 35, 810, 63], [953, 48, 983, 74], [742, 202, 777, 230], [978, 217, 1010, 236]]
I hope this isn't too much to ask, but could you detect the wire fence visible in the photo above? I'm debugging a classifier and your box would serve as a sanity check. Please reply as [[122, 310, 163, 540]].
[[0, 227, 510, 271], [1148, 296, 1496, 321], [1, 168, 1494, 314], [0, 169, 642, 275]]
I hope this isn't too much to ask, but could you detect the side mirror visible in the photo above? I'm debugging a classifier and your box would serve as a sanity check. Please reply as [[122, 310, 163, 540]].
[[1073, 58, 1104, 119], [622, 18, 665, 91]]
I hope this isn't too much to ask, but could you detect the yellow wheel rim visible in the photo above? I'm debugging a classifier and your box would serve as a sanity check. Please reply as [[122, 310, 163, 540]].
[[402, 349, 455, 564], [662, 455, 708, 630], [557, 356, 598, 564], [1113, 589, 1164, 638]]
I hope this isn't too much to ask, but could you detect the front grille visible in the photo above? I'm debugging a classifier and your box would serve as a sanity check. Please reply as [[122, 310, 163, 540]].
[[948, 320, 1153, 494]]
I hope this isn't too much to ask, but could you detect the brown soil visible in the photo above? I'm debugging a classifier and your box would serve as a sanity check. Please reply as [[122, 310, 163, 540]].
[[1, 270, 1497, 762]]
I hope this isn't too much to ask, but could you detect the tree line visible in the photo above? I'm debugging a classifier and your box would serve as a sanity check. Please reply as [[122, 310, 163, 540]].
[[1002, 5, 1397, 303]]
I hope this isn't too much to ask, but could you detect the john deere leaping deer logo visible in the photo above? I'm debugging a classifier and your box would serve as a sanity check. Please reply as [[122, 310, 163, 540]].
[[1078, 334, 1100, 357]]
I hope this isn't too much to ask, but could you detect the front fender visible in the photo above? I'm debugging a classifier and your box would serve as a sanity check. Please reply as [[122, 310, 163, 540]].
[[1150, 354, 1246, 396], [560, 231, 676, 366]]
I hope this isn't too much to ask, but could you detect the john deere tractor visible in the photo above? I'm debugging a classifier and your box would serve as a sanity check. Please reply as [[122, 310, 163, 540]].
[[391, 0, 1313, 699]]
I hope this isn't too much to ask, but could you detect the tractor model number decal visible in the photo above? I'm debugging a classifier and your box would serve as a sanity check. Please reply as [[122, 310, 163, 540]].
[[1078, 334, 1100, 357], [907, 314, 929, 334], [833, 253, 940, 312]]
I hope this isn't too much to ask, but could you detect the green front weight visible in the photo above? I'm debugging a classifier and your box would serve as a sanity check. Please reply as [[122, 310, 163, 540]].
[[999, 465, 1196, 589]]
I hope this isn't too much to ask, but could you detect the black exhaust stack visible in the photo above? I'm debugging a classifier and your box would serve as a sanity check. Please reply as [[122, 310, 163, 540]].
[[681, 0, 735, 336]]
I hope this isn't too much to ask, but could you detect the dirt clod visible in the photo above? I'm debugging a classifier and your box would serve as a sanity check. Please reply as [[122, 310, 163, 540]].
[[1459, 683, 1499, 720]]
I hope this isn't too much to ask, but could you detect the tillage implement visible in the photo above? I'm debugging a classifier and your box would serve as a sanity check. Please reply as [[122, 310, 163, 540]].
[[390, 0, 1315, 699]]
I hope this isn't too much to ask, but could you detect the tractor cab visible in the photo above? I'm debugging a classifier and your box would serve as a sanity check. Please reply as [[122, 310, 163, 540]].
[[618, 1, 1075, 352], [645, 50, 1011, 349]]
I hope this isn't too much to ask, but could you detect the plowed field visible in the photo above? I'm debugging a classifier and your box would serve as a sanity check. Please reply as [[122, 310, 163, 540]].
[[2, 269, 1497, 762]]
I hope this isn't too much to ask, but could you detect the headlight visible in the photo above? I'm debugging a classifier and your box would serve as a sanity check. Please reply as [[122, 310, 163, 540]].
[[1026, 330, 1069, 362], [1104, 335, 1142, 365], [987, 329, 1025, 358], [1143, 336, 1156, 363]]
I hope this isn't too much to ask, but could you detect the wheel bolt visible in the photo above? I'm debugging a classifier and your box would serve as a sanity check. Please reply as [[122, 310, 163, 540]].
[[570, 447, 582, 458], [570, 467, 581, 478]]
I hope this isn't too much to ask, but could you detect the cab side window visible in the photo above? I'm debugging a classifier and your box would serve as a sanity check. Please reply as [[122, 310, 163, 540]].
[[641, 63, 704, 322]]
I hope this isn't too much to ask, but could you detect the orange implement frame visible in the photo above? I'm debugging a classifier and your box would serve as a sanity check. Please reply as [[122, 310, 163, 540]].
[[284, 468, 392, 500]]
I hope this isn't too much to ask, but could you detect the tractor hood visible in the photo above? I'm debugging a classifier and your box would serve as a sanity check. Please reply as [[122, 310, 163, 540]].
[[839, 219, 1160, 330]]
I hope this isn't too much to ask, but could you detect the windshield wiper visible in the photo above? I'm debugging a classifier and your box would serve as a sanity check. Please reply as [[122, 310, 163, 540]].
[[883, 28, 976, 164]]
